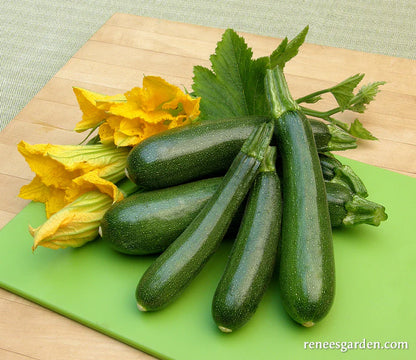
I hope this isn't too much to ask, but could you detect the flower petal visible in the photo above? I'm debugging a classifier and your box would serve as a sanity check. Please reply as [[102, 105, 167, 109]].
[[97, 122, 115, 145], [18, 141, 128, 215], [73, 87, 125, 132], [18, 141, 129, 183], [17, 141, 78, 189], [65, 170, 124, 204], [30, 191, 113, 250], [94, 76, 200, 147]]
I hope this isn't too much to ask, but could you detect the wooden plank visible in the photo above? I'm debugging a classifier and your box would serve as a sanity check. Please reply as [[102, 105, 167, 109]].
[[0, 174, 29, 213], [106, 13, 228, 42], [73, 40, 207, 79], [333, 139, 416, 177], [0, 289, 157, 360], [91, 24, 217, 60], [34, 77, 127, 107], [11, 107, 82, 136], [0, 349, 35, 360], [55, 58, 193, 91]]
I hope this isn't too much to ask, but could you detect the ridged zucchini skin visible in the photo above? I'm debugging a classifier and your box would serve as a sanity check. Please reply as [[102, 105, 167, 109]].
[[125, 116, 349, 190], [99, 178, 223, 255], [212, 159, 282, 332], [135, 123, 273, 311], [275, 110, 335, 327]]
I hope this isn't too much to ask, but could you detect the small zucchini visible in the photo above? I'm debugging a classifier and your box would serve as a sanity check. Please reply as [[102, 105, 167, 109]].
[[266, 66, 335, 327], [319, 153, 368, 197], [326, 181, 387, 227], [126, 116, 356, 189], [212, 147, 282, 333], [135, 122, 274, 311]]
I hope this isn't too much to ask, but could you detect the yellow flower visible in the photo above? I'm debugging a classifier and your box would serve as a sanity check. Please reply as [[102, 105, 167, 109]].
[[65, 170, 124, 204], [18, 141, 129, 217], [28, 178, 139, 251], [74, 76, 200, 147], [72, 87, 126, 132], [29, 190, 115, 251]]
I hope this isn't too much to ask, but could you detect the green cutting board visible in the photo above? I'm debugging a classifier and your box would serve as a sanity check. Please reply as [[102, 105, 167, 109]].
[[0, 157, 415, 360]]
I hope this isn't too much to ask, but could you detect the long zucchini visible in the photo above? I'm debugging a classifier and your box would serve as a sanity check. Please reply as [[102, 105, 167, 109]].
[[100, 177, 386, 255], [126, 116, 356, 189], [135, 122, 274, 311], [212, 147, 282, 332], [266, 66, 335, 327]]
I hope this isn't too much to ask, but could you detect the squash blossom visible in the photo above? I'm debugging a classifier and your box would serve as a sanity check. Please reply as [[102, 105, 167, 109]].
[[18, 141, 129, 218], [28, 178, 139, 251], [29, 190, 115, 251], [73, 76, 200, 147]]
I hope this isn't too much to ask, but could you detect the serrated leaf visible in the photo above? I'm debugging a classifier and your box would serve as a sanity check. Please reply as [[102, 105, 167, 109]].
[[269, 26, 309, 69], [349, 81, 386, 113], [192, 65, 238, 119], [268, 38, 288, 68], [192, 29, 269, 120], [349, 119, 378, 140], [330, 73, 364, 110]]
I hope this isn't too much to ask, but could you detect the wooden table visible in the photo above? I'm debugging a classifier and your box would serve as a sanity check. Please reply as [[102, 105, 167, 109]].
[[1, 13, 415, 360]]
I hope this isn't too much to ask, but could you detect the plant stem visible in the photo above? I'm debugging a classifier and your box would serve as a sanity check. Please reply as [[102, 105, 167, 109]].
[[265, 67, 299, 119], [296, 88, 330, 104], [300, 106, 350, 131]]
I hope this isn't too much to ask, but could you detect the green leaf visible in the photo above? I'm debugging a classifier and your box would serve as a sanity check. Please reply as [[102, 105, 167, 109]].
[[349, 119, 378, 140], [349, 81, 386, 113], [296, 73, 364, 107], [268, 38, 288, 69], [269, 26, 309, 69], [330, 73, 364, 110], [192, 29, 269, 120]]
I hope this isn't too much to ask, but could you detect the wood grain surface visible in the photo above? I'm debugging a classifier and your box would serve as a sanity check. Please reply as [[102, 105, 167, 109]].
[[0, 13, 415, 360]]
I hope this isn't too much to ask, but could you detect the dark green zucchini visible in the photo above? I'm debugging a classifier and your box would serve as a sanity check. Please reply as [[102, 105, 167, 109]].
[[309, 119, 357, 152], [100, 176, 386, 256], [135, 122, 274, 311], [126, 115, 356, 189], [326, 182, 387, 227], [212, 147, 282, 333], [320, 153, 368, 197], [265, 66, 335, 327], [99, 178, 223, 255]]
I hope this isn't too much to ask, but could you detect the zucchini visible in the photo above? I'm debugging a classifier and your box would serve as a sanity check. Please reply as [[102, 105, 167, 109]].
[[320, 153, 368, 197], [135, 122, 274, 311], [212, 147, 282, 333], [326, 182, 387, 227], [99, 178, 223, 255], [265, 66, 335, 327], [126, 116, 356, 189], [313, 121, 359, 152], [100, 176, 385, 256]]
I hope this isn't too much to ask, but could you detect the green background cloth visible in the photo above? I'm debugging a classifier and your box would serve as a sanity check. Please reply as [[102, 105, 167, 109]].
[[1, 0, 415, 131]]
